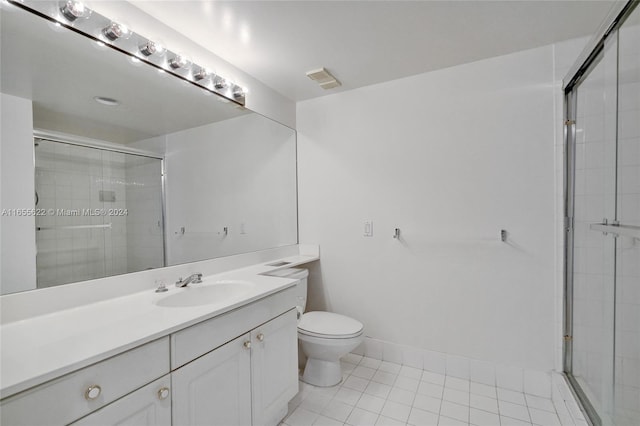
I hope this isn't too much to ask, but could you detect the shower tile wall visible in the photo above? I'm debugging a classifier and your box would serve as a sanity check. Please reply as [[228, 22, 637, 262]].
[[35, 142, 128, 287], [614, 17, 640, 426]]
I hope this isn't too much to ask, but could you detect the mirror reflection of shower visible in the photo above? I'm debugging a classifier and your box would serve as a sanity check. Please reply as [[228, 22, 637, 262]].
[[34, 138, 165, 288]]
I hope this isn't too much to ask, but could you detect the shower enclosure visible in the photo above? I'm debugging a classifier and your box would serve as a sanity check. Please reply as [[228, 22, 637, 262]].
[[564, 2, 639, 425], [34, 138, 165, 287]]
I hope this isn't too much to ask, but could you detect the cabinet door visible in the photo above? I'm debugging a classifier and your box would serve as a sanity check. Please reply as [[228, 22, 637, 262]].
[[71, 376, 171, 426], [172, 333, 252, 426], [251, 309, 299, 426]]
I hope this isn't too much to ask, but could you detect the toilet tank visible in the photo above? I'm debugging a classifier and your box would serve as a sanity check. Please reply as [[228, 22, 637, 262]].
[[265, 268, 308, 313]]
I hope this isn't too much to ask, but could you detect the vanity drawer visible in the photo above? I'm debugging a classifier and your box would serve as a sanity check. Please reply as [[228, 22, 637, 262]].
[[171, 286, 296, 369], [0, 336, 170, 426]]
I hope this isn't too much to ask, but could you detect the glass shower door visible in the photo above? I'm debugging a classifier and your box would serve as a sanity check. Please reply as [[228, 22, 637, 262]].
[[34, 139, 110, 286], [34, 139, 165, 288], [566, 4, 640, 425], [568, 34, 618, 424]]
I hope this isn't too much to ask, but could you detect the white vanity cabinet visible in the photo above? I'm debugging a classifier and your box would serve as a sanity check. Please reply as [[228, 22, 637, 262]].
[[172, 333, 253, 426], [1, 286, 299, 426], [172, 309, 298, 426], [0, 337, 170, 426], [250, 309, 299, 426], [170, 287, 299, 426], [71, 375, 172, 426]]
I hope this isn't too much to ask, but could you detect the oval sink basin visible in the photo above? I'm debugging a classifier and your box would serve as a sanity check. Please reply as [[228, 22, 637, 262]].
[[156, 280, 255, 308]]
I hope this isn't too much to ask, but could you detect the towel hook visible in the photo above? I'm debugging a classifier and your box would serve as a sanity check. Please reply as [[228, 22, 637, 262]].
[[393, 228, 401, 239]]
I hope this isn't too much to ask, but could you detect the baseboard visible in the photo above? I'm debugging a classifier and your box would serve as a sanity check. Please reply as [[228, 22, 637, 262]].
[[352, 336, 553, 398]]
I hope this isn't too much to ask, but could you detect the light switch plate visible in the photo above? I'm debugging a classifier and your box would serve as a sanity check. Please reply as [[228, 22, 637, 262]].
[[364, 220, 373, 237]]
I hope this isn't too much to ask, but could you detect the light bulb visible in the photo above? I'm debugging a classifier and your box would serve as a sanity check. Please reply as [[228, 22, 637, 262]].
[[60, 0, 91, 21], [193, 67, 211, 81], [103, 21, 131, 41], [214, 77, 227, 90], [139, 40, 165, 57], [233, 87, 245, 98], [169, 55, 190, 69]]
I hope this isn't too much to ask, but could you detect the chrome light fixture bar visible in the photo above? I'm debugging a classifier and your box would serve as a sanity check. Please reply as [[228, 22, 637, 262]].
[[11, 0, 246, 106]]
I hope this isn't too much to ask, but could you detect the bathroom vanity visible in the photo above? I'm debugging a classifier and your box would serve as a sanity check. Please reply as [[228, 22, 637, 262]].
[[0, 248, 318, 426]]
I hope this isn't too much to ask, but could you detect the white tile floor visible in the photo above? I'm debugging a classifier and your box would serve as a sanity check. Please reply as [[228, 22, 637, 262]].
[[282, 354, 563, 426]]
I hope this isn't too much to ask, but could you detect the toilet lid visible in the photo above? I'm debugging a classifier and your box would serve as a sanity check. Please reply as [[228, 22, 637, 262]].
[[298, 311, 364, 339]]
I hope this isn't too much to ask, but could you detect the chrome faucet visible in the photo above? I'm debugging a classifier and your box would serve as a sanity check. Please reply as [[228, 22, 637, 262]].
[[175, 273, 203, 288]]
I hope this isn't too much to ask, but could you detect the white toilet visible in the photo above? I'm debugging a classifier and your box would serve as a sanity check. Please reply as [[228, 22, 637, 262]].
[[270, 268, 364, 387]]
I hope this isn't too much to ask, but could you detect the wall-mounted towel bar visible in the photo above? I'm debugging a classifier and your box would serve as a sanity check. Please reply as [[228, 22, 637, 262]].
[[589, 222, 640, 239], [36, 223, 112, 231]]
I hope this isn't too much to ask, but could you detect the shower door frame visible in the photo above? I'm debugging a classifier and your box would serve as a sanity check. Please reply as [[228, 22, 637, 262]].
[[33, 129, 168, 278], [562, 1, 639, 425]]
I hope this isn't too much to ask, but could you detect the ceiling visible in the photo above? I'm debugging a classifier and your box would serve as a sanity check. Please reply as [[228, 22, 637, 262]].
[[130, 1, 616, 102]]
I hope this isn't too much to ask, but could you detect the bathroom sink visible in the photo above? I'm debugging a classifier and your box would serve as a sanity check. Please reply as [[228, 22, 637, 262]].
[[156, 280, 255, 308]]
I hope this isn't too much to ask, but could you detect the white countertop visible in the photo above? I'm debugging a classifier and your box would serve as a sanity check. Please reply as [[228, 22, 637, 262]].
[[0, 253, 318, 399]]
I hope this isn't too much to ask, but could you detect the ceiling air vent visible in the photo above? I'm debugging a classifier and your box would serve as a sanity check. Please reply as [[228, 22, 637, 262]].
[[306, 67, 341, 90]]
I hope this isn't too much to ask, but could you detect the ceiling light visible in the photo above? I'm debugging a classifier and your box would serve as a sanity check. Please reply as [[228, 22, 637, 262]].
[[169, 55, 190, 69], [139, 40, 165, 57], [306, 67, 341, 90], [59, 0, 91, 21], [103, 21, 131, 41], [93, 96, 120, 106]]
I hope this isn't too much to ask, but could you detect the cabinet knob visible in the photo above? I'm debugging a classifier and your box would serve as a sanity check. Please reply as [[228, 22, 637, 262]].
[[157, 387, 170, 400], [243, 341, 251, 349], [256, 333, 264, 342], [85, 385, 102, 400]]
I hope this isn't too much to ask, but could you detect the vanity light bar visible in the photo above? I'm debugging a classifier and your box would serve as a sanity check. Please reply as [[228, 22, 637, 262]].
[[10, 0, 246, 106]]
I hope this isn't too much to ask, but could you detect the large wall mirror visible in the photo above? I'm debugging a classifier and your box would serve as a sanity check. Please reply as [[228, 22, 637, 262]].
[[0, 2, 298, 295]]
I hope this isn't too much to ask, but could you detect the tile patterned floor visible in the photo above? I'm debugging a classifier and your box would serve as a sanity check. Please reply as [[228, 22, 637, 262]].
[[282, 354, 563, 426]]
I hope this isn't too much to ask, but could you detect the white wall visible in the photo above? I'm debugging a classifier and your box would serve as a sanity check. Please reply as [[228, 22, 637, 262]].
[[297, 46, 559, 372], [0, 93, 37, 294]]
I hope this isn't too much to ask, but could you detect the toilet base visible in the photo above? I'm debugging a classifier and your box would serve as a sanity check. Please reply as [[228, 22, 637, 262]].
[[302, 358, 342, 387]]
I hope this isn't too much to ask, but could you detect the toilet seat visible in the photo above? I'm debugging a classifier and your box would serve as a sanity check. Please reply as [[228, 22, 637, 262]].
[[298, 311, 364, 339]]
